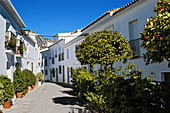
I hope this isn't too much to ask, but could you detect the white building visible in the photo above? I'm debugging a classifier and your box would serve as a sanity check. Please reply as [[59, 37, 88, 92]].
[[42, 0, 170, 83], [0, 0, 41, 81], [41, 29, 82, 83], [0, 0, 25, 81], [81, 0, 170, 81]]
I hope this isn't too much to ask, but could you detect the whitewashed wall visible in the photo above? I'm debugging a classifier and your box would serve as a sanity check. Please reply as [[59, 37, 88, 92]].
[[83, 0, 169, 81]]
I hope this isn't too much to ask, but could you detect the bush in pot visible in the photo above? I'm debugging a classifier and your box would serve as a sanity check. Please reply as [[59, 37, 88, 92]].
[[0, 75, 14, 109], [22, 69, 36, 89], [36, 72, 44, 86], [13, 68, 27, 98]]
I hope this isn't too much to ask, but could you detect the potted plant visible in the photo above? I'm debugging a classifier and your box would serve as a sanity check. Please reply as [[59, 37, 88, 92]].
[[0, 75, 14, 109], [22, 69, 36, 90], [36, 72, 44, 86], [13, 68, 27, 98]]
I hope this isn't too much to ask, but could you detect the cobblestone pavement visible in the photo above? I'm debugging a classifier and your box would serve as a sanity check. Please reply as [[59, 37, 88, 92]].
[[3, 83, 89, 113]]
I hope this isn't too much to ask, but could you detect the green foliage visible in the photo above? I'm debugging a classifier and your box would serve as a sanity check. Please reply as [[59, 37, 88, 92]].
[[141, 0, 170, 64], [72, 63, 169, 113], [0, 82, 4, 104], [22, 69, 36, 86], [71, 67, 97, 98], [0, 75, 14, 101], [13, 68, 27, 93], [5, 33, 17, 51], [76, 30, 133, 68], [36, 72, 44, 82]]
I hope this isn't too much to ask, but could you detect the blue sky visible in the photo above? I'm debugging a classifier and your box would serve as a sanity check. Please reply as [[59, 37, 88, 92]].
[[11, 0, 133, 39]]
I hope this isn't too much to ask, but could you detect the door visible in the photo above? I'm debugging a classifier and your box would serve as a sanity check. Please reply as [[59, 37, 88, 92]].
[[67, 67, 69, 83], [164, 73, 170, 81], [56, 68, 58, 82], [164, 72, 170, 108], [63, 66, 65, 83]]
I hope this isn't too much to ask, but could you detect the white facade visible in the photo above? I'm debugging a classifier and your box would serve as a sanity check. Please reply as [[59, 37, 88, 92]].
[[41, 30, 82, 83], [22, 31, 41, 75], [0, 0, 41, 81], [81, 0, 170, 81], [0, 0, 25, 81]]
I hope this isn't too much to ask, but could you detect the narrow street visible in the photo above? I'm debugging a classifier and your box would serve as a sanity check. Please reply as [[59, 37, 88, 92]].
[[3, 83, 88, 113]]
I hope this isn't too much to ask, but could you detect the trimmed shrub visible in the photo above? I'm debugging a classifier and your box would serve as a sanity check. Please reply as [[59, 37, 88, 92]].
[[36, 72, 44, 82], [13, 68, 27, 93], [22, 69, 36, 87], [0, 75, 14, 101]]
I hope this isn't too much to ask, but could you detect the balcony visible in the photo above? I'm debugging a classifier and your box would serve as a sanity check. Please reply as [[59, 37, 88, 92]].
[[5, 32, 17, 52], [129, 39, 140, 58]]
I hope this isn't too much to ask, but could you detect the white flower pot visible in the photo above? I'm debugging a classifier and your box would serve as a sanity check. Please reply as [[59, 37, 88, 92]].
[[38, 81, 41, 86]]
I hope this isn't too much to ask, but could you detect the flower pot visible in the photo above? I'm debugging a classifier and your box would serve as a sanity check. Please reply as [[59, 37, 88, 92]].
[[16, 91, 23, 98], [26, 88, 29, 93], [32, 85, 35, 90], [38, 81, 41, 86], [0, 110, 2, 113], [16, 50, 20, 54], [3, 101, 11, 109]]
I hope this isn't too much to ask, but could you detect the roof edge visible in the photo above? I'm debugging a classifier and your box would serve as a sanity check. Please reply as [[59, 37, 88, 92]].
[[0, 0, 26, 28]]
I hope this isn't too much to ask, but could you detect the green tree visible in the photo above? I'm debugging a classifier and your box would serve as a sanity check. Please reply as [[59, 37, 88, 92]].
[[141, 0, 170, 65], [13, 68, 27, 93], [76, 30, 133, 70]]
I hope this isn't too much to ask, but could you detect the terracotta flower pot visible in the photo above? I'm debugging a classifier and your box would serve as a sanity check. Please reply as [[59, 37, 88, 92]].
[[26, 88, 29, 93], [32, 85, 35, 90], [16, 91, 23, 98], [3, 101, 11, 109]]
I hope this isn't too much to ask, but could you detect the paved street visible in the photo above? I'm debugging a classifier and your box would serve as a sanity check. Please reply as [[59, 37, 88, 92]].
[[3, 83, 88, 113]]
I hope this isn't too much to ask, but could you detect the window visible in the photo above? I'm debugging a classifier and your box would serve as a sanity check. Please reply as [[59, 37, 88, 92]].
[[59, 65, 62, 74], [52, 68, 55, 77], [49, 52, 51, 59], [129, 19, 138, 41], [41, 70, 44, 74], [45, 56, 47, 66], [41, 57, 43, 67], [67, 49, 69, 59], [55, 50, 57, 57], [7, 61, 10, 69], [129, 19, 140, 57], [71, 67, 73, 76], [31, 63, 33, 72], [62, 52, 64, 60], [52, 57, 55, 64], [45, 70, 48, 75]]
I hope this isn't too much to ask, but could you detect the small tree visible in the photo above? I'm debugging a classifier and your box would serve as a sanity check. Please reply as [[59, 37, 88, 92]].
[[76, 30, 133, 70], [13, 68, 27, 93], [36, 72, 44, 82], [0, 75, 14, 102], [141, 0, 170, 64], [22, 69, 36, 87]]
